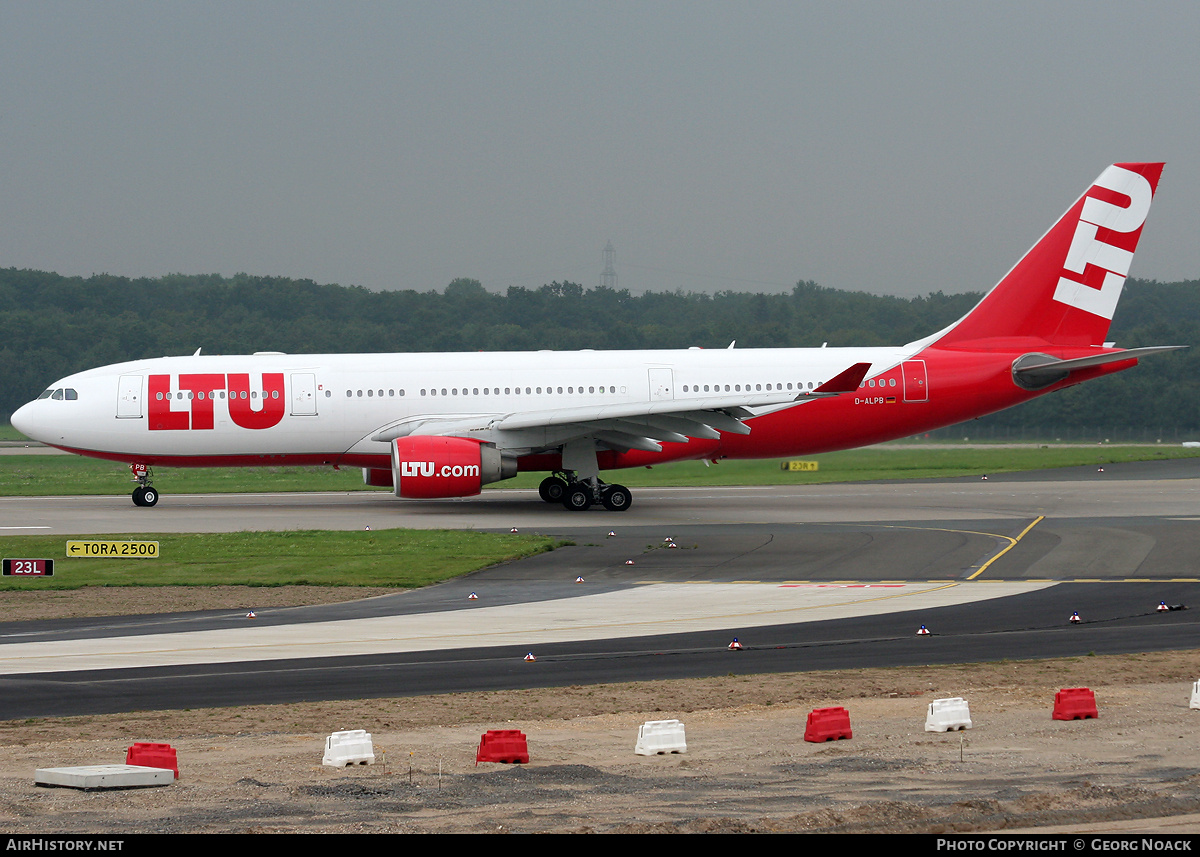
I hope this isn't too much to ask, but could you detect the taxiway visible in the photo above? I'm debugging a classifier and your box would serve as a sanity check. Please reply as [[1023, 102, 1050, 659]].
[[1, 459, 1198, 717]]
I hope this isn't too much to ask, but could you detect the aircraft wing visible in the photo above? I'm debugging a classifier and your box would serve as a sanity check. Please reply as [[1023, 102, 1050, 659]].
[[369, 362, 871, 454]]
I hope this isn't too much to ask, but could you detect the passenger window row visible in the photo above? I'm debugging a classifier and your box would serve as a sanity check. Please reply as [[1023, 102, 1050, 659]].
[[343, 386, 621, 397], [153, 390, 279, 400], [682, 382, 816, 393]]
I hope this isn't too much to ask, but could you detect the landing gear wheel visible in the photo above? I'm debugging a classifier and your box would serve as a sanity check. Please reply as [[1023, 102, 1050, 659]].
[[601, 484, 632, 512], [539, 476, 566, 504], [130, 464, 157, 507], [562, 483, 593, 511]]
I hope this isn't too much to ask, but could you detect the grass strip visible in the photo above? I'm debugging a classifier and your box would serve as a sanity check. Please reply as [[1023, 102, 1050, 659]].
[[0, 529, 563, 590]]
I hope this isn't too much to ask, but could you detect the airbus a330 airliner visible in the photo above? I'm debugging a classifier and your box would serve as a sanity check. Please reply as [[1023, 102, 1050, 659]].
[[11, 163, 1184, 511]]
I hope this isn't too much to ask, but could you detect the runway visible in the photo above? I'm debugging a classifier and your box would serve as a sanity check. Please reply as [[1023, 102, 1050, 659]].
[[1, 458, 1199, 717]]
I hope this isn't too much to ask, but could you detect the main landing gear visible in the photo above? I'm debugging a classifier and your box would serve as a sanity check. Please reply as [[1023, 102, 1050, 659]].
[[539, 473, 632, 512], [130, 464, 159, 507]]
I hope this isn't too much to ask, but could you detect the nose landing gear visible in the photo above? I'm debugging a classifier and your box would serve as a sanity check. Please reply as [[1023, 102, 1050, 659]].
[[130, 464, 159, 507]]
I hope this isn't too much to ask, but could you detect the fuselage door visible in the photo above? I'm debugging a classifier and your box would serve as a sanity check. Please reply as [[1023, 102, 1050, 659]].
[[901, 360, 928, 403], [648, 368, 674, 401], [290, 373, 318, 416], [116, 375, 143, 419]]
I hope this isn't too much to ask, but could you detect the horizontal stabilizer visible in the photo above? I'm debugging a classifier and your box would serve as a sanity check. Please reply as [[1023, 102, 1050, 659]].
[[1013, 346, 1186, 375], [1012, 346, 1185, 390]]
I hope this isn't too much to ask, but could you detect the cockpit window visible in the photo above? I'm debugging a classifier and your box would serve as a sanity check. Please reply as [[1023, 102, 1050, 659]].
[[35, 387, 77, 401]]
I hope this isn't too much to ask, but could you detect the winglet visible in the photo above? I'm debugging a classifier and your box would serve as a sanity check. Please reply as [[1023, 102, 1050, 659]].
[[812, 362, 872, 395]]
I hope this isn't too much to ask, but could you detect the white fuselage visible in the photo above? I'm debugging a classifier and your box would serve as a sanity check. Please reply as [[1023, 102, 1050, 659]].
[[13, 346, 913, 464]]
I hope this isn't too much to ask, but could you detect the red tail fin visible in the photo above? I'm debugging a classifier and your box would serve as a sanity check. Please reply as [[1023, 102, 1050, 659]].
[[934, 163, 1164, 348]]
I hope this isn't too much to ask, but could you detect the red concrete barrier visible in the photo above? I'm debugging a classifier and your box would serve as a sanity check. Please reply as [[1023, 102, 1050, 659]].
[[476, 729, 530, 764], [125, 742, 179, 778], [804, 706, 853, 742], [1052, 687, 1098, 720]]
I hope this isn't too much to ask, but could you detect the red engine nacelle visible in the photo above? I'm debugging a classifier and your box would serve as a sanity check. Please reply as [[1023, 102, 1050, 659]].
[[391, 436, 517, 499]]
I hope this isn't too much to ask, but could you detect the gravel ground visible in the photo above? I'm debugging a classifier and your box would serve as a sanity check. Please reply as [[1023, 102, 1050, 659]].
[[3, 648, 1200, 832]]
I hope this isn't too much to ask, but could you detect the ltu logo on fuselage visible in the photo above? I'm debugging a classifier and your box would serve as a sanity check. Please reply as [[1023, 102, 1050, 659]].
[[148, 373, 285, 431], [1052, 165, 1153, 320], [401, 461, 480, 478]]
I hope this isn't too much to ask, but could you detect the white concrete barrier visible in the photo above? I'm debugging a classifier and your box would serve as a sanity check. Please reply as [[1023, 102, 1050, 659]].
[[925, 697, 973, 732], [635, 719, 687, 755], [323, 730, 376, 767]]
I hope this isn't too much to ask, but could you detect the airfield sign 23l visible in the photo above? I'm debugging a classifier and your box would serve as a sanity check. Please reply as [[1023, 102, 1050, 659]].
[[3, 559, 54, 576]]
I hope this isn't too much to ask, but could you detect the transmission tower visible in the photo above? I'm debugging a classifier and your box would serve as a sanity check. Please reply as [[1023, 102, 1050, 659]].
[[600, 240, 618, 289]]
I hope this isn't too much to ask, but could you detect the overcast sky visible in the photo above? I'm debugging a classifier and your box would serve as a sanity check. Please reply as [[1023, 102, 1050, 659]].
[[2, 2, 1197, 298]]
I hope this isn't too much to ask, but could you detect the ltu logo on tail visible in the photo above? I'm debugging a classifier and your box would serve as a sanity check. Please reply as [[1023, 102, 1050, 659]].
[[1052, 165, 1153, 320]]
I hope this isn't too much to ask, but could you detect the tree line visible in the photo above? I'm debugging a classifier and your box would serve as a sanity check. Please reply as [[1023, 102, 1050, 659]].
[[0, 268, 1195, 431]]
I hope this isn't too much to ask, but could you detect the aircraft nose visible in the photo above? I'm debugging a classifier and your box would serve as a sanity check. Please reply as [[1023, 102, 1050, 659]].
[[10, 401, 41, 442]]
